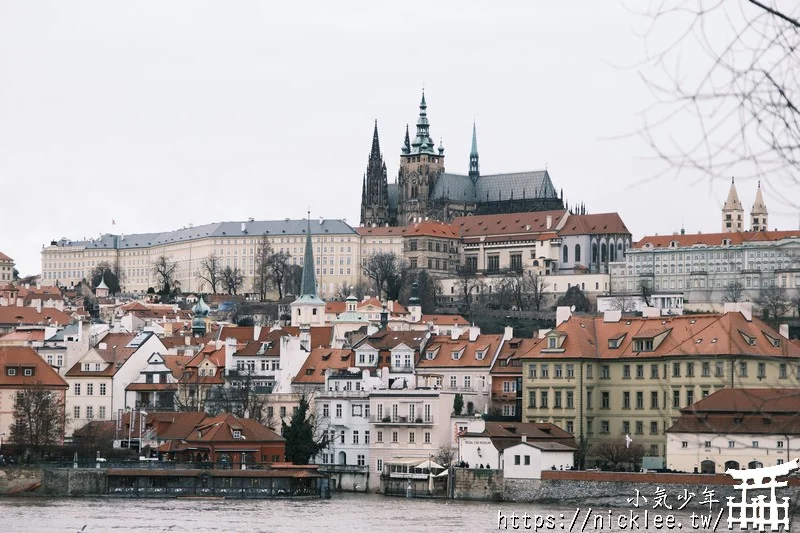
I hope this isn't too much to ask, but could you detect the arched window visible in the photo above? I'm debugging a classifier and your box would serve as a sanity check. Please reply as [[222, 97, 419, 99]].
[[700, 460, 715, 474], [563, 245, 569, 263], [609, 245, 616, 262], [592, 243, 598, 263], [601, 243, 607, 263], [725, 460, 740, 471], [574, 244, 581, 263]]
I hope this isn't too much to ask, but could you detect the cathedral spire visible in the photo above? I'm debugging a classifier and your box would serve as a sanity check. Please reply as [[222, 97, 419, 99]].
[[722, 177, 744, 233], [750, 180, 768, 231], [402, 124, 411, 154], [300, 213, 317, 298], [411, 90, 435, 154], [360, 121, 390, 227], [469, 121, 480, 180], [370, 119, 381, 160]]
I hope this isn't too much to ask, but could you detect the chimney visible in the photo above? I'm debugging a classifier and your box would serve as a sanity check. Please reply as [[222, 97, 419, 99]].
[[503, 326, 513, 341], [603, 310, 622, 323], [184, 335, 191, 346], [387, 300, 394, 313], [215, 339, 222, 350], [521, 433, 527, 443], [555, 306, 572, 327], [546, 215, 552, 230], [253, 325, 262, 341], [241, 222, 246, 232], [468, 325, 480, 342], [779, 324, 789, 340], [319, 216, 324, 225]]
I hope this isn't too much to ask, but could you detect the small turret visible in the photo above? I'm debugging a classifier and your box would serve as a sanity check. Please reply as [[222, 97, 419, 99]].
[[750, 181, 768, 231], [722, 177, 744, 233]]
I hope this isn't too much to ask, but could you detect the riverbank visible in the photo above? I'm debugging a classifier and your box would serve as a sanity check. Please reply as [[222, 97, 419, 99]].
[[0, 468, 43, 496]]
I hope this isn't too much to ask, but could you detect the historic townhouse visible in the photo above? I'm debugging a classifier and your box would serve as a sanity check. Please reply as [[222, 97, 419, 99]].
[[519, 305, 800, 468], [489, 328, 538, 418], [65, 331, 167, 435], [0, 346, 68, 441], [666, 388, 800, 474], [357, 220, 460, 275], [415, 326, 502, 416], [0, 251, 14, 283]]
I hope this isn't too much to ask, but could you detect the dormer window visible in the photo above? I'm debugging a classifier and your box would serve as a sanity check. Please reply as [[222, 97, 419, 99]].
[[608, 334, 625, 349], [547, 337, 557, 349], [476, 350, 486, 361], [83, 363, 90, 371], [233, 430, 242, 439], [451, 350, 462, 361], [23, 368, 33, 377], [426, 351, 435, 360], [633, 339, 654, 352], [7, 367, 16, 376]]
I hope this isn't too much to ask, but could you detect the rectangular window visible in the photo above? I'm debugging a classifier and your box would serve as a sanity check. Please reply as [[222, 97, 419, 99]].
[[780, 364, 787, 379], [636, 391, 644, 409], [651, 391, 658, 409], [600, 365, 610, 379], [86, 406, 93, 420], [586, 390, 592, 409], [715, 361, 724, 377], [758, 363, 766, 379], [524, 455, 531, 466], [364, 431, 370, 444], [739, 361, 747, 377], [323, 404, 329, 418], [586, 364, 593, 379], [702, 362, 710, 377], [554, 364, 562, 378], [87, 383, 94, 396], [554, 391, 562, 408], [672, 362, 680, 377], [424, 432, 431, 443], [392, 431, 398, 443], [353, 431, 359, 444], [623, 391, 631, 409], [357, 455, 365, 467], [566, 391, 574, 409], [377, 459, 383, 473], [99, 406, 106, 419], [541, 365, 549, 378], [650, 421, 658, 435], [636, 365, 644, 379], [601, 421, 609, 434], [528, 391, 536, 408], [672, 389, 680, 409], [601, 391, 609, 409], [377, 431, 383, 443], [74, 406, 80, 419], [623, 365, 631, 379], [686, 389, 694, 407], [514, 455, 520, 465], [540, 391, 548, 408], [650, 364, 659, 379], [566, 364, 574, 378], [409, 431, 415, 444], [74, 383, 81, 395], [686, 362, 694, 377]]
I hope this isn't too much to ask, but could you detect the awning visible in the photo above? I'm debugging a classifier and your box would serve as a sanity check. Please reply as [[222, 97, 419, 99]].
[[416, 459, 444, 470]]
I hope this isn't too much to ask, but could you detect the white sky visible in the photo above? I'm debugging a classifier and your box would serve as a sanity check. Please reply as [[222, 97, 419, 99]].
[[1, 1, 798, 275]]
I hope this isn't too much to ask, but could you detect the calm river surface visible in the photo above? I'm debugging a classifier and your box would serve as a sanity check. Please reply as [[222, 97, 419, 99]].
[[0, 493, 795, 532]]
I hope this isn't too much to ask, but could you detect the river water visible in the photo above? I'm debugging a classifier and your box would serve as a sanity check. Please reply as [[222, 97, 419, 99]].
[[0, 493, 793, 532]]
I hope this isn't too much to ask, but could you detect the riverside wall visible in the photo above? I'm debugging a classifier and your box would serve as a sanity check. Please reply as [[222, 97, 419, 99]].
[[454, 469, 800, 507], [41, 469, 107, 496]]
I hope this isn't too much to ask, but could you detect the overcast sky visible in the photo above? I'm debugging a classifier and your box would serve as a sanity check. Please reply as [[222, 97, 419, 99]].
[[1, 1, 798, 275]]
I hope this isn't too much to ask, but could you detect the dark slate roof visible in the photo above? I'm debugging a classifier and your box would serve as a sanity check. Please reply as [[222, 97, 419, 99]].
[[431, 170, 558, 204], [45, 322, 80, 342], [387, 183, 399, 210], [51, 219, 357, 250]]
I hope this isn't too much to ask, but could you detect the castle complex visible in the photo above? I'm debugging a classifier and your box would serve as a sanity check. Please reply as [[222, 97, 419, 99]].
[[360, 92, 565, 227]]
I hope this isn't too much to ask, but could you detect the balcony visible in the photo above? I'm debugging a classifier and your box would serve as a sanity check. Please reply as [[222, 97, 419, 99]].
[[319, 464, 369, 474], [370, 415, 434, 425], [491, 391, 518, 401], [319, 390, 370, 399]]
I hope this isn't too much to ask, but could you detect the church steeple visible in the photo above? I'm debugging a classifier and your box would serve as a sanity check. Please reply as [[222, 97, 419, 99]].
[[411, 90, 436, 155], [722, 177, 744, 233], [360, 120, 390, 227], [469, 121, 480, 180], [300, 214, 317, 298], [402, 124, 411, 155], [750, 180, 768, 231], [291, 212, 326, 327]]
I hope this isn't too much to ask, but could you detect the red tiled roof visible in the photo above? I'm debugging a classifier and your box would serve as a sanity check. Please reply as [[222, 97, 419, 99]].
[[293, 347, 354, 384], [0, 330, 46, 343], [521, 312, 800, 360], [417, 333, 502, 369], [0, 251, 13, 262], [356, 221, 459, 238], [635, 230, 800, 249], [453, 210, 567, 238], [556, 213, 630, 236], [0, 306, 72, 326], [420, 314, 469, 326], [0, 346, 68, 388]]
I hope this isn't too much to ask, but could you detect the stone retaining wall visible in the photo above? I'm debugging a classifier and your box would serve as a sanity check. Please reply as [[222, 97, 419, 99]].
[[41, 469, 107, 496]]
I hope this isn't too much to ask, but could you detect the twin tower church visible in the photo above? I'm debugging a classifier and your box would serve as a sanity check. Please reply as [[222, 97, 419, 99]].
[[359, 92, 567, 227]]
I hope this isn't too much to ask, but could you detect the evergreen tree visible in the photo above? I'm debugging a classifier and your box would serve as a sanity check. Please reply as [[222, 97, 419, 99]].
[[281, 395, 327, 465], [453, 394, 464, 416]]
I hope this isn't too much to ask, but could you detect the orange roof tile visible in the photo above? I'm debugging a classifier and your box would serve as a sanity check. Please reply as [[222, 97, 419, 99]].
[[521, 312, 800, 360], [556, 213, 630, 236], [417, 333, 502, 369], [0, 346, 68, 388], [453, 210, 567, 239], [293, 347, 355, 385], [0, 306, 72, 327], [635, 229, 800, 249], [0, 251, 13, 262]]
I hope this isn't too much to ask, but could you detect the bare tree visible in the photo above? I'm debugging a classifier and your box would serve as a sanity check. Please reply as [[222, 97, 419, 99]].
[[611, 293, 636, 313], [206, 368, 271, 426], [434, 443, 457, 467], [454, 266, 482, 312], [266, 252, 292, 300], [639, 1, 800, 200], [792, 289, 800, 318], [253, 235, 272, 301], [589, 439, 632, 471], [196, 254, 222, 295], [153, 255, 179, 298], [723, 280, 745, 303], [756, 284, 789, 320], [529, 273, 549, 311], [399, 270, 440, 314], [640, 280, 652, 307], [221, 266, 245, 295], [284, 264, 303, 297], [334, 281, 369, 301], [10, 383, 68, 458], [363, 252, 404, 300], [91, 261, 122, 295]]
